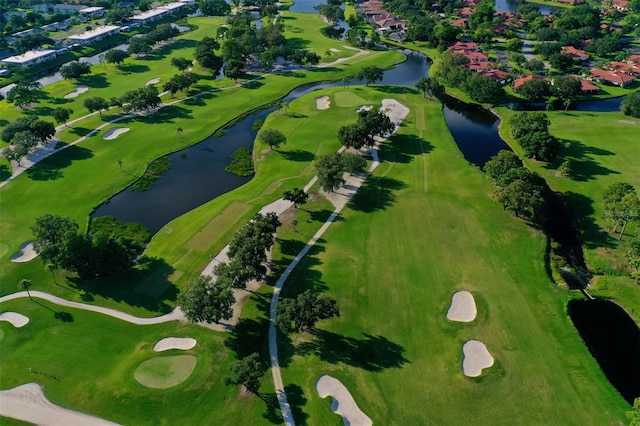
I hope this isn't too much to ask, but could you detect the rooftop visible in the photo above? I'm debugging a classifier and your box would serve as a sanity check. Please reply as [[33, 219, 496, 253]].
[[2, 49, 56, 64], [67, 25, 119, 41]]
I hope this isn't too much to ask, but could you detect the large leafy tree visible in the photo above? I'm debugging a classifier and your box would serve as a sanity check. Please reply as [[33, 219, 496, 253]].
[[6, 81, 41, 109], [495, 179, 546, 222], [223, 353, 265, 396], [53, 107, 73, 126], [355, 65, 384, 86], [283, 188, 309, 208], [257, 128, 286, 150], [415, 77, 445, 100], [178, 275, 234, 323], [60, 62, 92, 80], [31, 214, 79, 267], [276, 290, 340, 333], [463, 73, 505, 104], [622, 92, 640, 118], [84, 97, 109, 115], [517, 79, 551, 103], [315, 153, 346, 192], [104, 49, 129, 67], [483, 150, 523, 185]]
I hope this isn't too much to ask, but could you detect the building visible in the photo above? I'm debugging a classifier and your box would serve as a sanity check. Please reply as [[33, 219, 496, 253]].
[[53, 4, 87, 14], [580, 79, 600, 93], [67, 25, 120, 46], [561, 46, 589, 61], [32, 4, 53, 13], [590, 68, 636, 86], [513, 75, 544, 90], [609, 61, 640, 76], [1, 49, 57, 67], [128, 2, 188, 25], [79, 6, 105, 18]]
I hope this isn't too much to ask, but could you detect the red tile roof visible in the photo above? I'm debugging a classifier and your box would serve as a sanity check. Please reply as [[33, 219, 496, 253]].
[[513, 75, 544, 90], [591, 68, 636, 85], [580, 79, 600, 92]]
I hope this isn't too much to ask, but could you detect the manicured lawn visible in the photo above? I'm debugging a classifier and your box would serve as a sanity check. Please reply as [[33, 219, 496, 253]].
[[0, 35, 404, 315], [273, 88, 629, 424], [497, 107, 640, 314], [0, 297, 278, 425]]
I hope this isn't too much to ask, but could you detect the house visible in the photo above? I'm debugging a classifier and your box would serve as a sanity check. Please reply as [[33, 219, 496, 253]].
[[465, 51, 490, 62], [53, 4, 87, 14], [10, 28, 40, 38], [609, 61, 640, 76], [450, 18, 468, 28], [67, 25, 120, 46], [374, 16, 407, 31], [468, 61, 496, 71], [580, 79, 600, 93], [481, 69, 510, 84], [561, 46, 589, 61], [32, 4, 53, 13], [590, 68, 636, 86], [556, 0, 584, 4], [627, 55, 640, 64], [79, 6, 105, 18], [1, 49, 57, 67], [600, 23, 622, 32], [612, 0, 629, 11], [458, 7, 475, 17], [128, 2, 188, 25], [449, 41, 481, 52], [513, 75, 544, 90]]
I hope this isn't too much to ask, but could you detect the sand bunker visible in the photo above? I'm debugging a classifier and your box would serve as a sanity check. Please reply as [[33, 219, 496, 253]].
[[135, 355, 196, 388], [446, 291, 477, 322], [0, 312, 29, 328], [102, 127, 130, 140], [0, 383, 119, 425], [316, 375, 372, 426], [153, 337, 197, 352], [146, 77, 160, 86], [462, 340, 494, 377], [316, 95, 330, 110], [63, 85, 89, 99], [356, 104, 372, 113], [10, 241, 37, 263], [330, 48, 341, 52], [382, 98, 410, 130]]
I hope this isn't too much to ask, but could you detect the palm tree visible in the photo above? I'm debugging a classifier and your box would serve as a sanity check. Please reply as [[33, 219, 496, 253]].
[[18, 279, 32, 299], [177, 126, 183, 143], [45, 263, 57, 286]]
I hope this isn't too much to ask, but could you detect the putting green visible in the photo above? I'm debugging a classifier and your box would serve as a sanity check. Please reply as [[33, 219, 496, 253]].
[[334, 91, 366, 108], [134, 355, 196, 389]]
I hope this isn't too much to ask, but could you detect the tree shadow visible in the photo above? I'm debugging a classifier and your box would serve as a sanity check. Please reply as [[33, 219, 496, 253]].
[[298, 331, 409, 372], [544, 139, 620, 181], [348, 175, 407, 213], [242, 80, 264, 90], [380, 133, 434, 164], [80, 73, 110, 88], [29, 105, 54, 117], [278, 71, 306, 78], [69, 127, 94, 137], [118, 63, 151, 74], [0, 164, 10, 181], [562, 190, 616, 250], [50, 97, 74, 105], [66, 257, 177, 313], [285, 37, 311, 50], [139, 105, 193, 123], [279, 149, 314, 162], [54, 311, 74, 322], [260, 392, 286, 424], [26, 145, 94, 181], [284, 384, 309, 425]]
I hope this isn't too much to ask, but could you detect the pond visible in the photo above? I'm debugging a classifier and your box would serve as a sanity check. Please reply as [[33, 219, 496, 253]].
[[494, 0, 560, 15], [568, 299, 640, 404]]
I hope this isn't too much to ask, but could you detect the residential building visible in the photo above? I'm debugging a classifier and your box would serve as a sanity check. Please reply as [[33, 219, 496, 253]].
[[609, 61, 640, 76], [32, 4, 53, 13], [561, 46, 589, 61], [590, 68, 636, 86], [513, 75, 544, 90], [79, 6, 105, 18], [67, 25, 120, 46], [129, 2, 188, 25], [53, 4, 87, 14], [1, 49, 57, 67], [580, 79, 600, 93], [612, 0, 629, 11]]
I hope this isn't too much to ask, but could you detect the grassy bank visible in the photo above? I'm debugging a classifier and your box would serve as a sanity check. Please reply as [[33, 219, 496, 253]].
[[273, 88, 629, 424]]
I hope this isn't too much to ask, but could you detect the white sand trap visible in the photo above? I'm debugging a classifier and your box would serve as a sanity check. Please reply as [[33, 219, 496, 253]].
[[153, 337, 197, 352], [10, 241, 37, 263], [146, 77, 161, 86], [446, 291, 477, 322], [316, 95, 330, 110], [462, 340, 494, 377], [102, 127, 130, 140], [0, 383, 119, 425], [316, 375, 372, 426], [63, 85, 89, 99], [381, 99, 410, 130], [0, 312, 29, 327], [356, 104, 372, 113], [330, 48, 341, 52]]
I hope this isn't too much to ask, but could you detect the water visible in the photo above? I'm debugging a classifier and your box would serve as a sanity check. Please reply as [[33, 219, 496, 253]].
[[91, 108, 272, 234], [494, 0, 560, 15], [575, 96, 624, 112], [290, 0, 326, 13], [442, 96, 510, 167], [568, 299, 640, 404]]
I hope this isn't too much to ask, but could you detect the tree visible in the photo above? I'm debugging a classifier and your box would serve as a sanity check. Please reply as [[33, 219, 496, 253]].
[[224, 59, 245, 82], [506, 38, 524, 52], [629, 243, 640, 284], [31, 214, 79, 267], [548, 53, 574, 71], [510, 112, 550, 138], [617, 193, 640, 240], [18, 279, 32, 299], [621, 91, 640, 118], [557, 160, 573, 178], [517, 79, 550, 103], [128, 37, 152, 56], [283, 188, 308, 208], [119, 86, 161, 113], [53, 108, 73, 127], [178, 275, 234, 323], [602, 182, 637, 234], [3, 143, 30, 166], [84, 97, 109, 115], [59, 62, 92, 80], [495, 179, 546, 222], [415, 77, 445, 100], [464, 73, 505, 104], [355, 66, 384, 86], [223, 353, 265, 396], [341, 152, 366, 173], [356, 107, 395, 146], [6, 81, 41, 108], [315, 153, 346, 192], [276, 290, 340, 333], [200, 0, 231, 16], [30, 120, 55, 144], [483, 150, 523, 184], [628, 397, 640, 426], [551, 76, 581, 109], [518, 131, 561, 161], [105, 49, 129, 67], [257, 128, 286, 150], [171, 57, 192, 72]]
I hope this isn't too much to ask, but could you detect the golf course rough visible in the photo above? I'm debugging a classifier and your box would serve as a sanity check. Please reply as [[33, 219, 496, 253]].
[[134, 355, 197, 389]]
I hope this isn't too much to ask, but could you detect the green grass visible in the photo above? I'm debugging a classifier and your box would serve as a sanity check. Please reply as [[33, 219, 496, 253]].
[[496, 107, 640, 315], [130, 157, 172, 191], [0, 297, 278, 425], [134, 355, 197, 388], [272, 89, 629, 424], [0, 28, 404, 315]]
